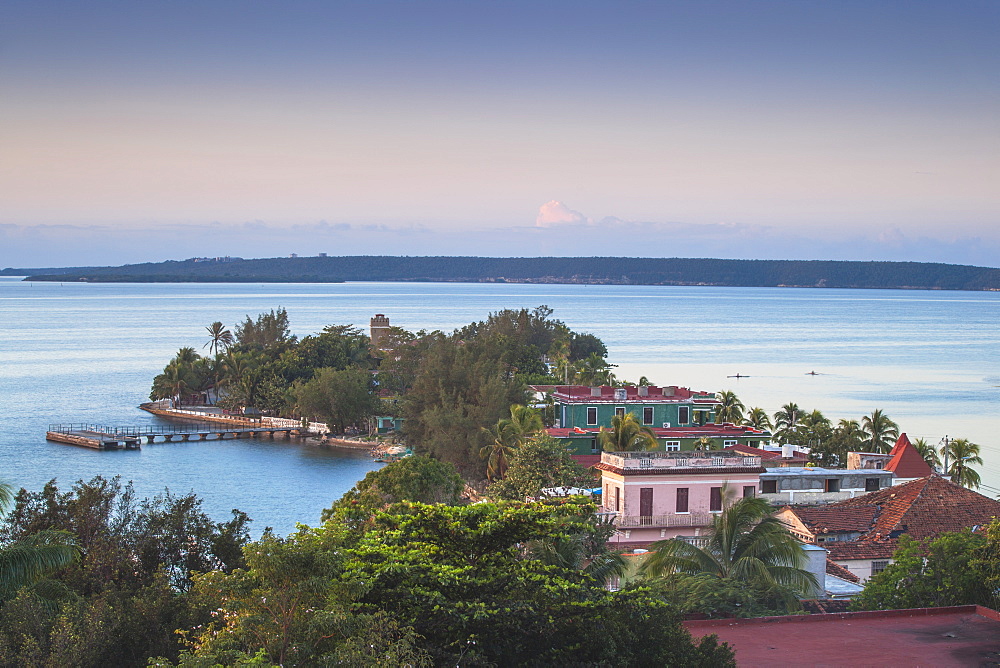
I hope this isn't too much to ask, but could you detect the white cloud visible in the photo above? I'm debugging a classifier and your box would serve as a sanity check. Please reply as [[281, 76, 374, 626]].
[[535, 201, 591, 227]]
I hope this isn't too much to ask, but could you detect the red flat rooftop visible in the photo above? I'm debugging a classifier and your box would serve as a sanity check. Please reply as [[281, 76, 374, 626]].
[[685, 605, 1000, 667]]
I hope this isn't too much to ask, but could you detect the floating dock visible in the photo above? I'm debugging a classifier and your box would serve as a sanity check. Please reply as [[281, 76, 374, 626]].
[[46, 423, 302, 450]]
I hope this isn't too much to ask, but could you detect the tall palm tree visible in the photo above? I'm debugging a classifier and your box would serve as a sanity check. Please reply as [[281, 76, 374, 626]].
[[575, 353, 613, 386], [835, 419, 865, 446], [861, 409, 899, 453], [743, 407, 772, 432], [640, 496, 817, 598], [797, 409, 831, 448], [0, 481, 79, 598], [161, 362, 191, 408], [715, 390, 744, 424], [912, 437, 941, 470], [480, 420, 519, 481], [204, 321, 233, 356], [772, 403, 801, 444], [942, 438, 982, 489], [599, 412, 657, 452], [479, 404, 545, 481]]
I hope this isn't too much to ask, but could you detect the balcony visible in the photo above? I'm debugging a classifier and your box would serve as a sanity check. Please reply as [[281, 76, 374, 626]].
[[601, 451, 760, 471], [612, 512, 713, 529]]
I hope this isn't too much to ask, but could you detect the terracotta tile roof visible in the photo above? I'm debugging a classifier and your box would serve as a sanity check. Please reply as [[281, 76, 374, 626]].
[[826, 538, 899, 561], [788, 475, 1000, 560], [790, 506, 878, 534], [827, 559, 860, 583], [883, 433, 933, 479]]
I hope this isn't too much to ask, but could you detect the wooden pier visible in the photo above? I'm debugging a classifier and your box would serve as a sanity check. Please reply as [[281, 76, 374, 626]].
[[46, 423, 302, 450]]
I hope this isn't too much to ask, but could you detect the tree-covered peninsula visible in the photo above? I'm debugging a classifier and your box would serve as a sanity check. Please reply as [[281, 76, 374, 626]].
[[11, 255, 1000, 291]]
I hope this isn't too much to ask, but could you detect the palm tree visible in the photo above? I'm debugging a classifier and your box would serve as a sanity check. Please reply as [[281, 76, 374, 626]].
[[715, 390, 744, 424], [0, 481, 79, 598], [797, 409, 831, 448], [942, 438, 982, 489], [912, 437, 941, 470], [161, 362, 191, 408], [599, 412, 658, 452], [204, 321, 233, 356], [479, 404, 544, 481], [480, 420, 519, 481], [743, 407, 772, 432], [576, 353, 613, 386], [694, 436, 717, 451], [640, 496, 817, 599], [861, 409, 899, 453], [835, 419, 865, 447], [772, 403, 801, 444]]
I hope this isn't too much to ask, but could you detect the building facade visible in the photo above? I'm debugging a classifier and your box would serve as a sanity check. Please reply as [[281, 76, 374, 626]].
[[548, 385, 720, 429], [758, 467, 894, 505], [596, 450, 766, 546]]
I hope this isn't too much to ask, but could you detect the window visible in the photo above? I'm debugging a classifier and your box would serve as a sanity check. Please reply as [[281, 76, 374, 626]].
[[614, 487, 621, 512], [665, 441, 680, 451], [676, 487, 689, 513], [643, 406, 654, 425], [587, 407, 598, 425], [865, 478, 880, 492], [639, 488, 653, 524], [743, 485, 755, 498], [678, 406, 690, 424], [615, 406, 626, 418], [590, 437, 599, 454], [825, 478, 841, 493], [761, 479, 777, 494], [710, 487, 723, 512], [871, 560, 889, 576], [724, 440, 738, 447]]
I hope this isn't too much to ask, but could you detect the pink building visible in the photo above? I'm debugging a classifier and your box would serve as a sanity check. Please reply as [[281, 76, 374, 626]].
[[596, 450, 765, 547]]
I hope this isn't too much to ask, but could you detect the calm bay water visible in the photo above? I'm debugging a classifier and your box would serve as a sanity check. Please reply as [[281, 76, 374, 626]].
[[2, 277, 999, 533]]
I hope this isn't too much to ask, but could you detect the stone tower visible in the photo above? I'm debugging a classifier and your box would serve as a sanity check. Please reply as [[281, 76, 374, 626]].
[[370, 314, 390, 349]]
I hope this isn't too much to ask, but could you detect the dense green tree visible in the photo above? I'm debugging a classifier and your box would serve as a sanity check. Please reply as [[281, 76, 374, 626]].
[[861, 409, 899, 453], [321, 455, 465, 524], [851, 530, 989, 611], [487, 434, 597, 501], [568, 332, 608, 361], [715, 390, 744, 424], [292, 366, 379, 434], [641, 497, 817, 611], [942, 437, 983, 489], [0, 482, 78, 601], [599, 412, 657, 452], [345, 500, 734, 666], [576, 352, 615, 385], [232, 308, 294, 350]]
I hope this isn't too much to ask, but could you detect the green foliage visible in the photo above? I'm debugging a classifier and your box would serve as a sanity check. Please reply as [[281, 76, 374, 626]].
[[343, 500, 734, 666], [321, 455, 465, 523], [292, 366, 380, 433], [641, 496, 817, 614], [479, 404, 544, 481], [851, 530, 989, 611], [861, 409, 899, 453], [487, 434, 597, 500], [642, 574, 801, 619], [742, 406, 772, 431], [232, 308, 294, 350], [599, 412, 657, 452], [715, 390, 744, 424], [0, 477, 252, 666], [943, 438, 982, 488]]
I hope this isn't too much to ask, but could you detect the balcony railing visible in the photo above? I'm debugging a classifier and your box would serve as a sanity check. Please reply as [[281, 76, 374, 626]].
[[612, 512, 713, 529], [601, 451, 760, 470]]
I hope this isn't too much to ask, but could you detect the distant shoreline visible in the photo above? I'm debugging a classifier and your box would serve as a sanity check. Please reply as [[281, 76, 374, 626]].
[[5, 256, 1000, 291]]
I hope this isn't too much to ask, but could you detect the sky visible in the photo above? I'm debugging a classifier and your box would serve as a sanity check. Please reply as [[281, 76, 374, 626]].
[[2, 1, 999, 268]]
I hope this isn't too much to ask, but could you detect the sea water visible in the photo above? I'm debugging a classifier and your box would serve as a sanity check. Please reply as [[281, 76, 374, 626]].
[[2, 277, 998, 533]]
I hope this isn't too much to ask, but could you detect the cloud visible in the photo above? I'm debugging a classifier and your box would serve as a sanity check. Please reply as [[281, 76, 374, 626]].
[[535, 200, 591, 227]]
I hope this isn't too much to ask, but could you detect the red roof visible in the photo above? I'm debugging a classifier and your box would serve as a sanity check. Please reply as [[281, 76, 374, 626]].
[[547, 385, 718, 404], [883, 433, 933, 479], [786, 474, 1000, 561], [547, 424, 766, 439], [826, 559, 860, 583], [685, 606, 1000, 666]]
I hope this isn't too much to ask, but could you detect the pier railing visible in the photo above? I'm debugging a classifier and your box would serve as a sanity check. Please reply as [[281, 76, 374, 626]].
[[47, 423, 272, 437]]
